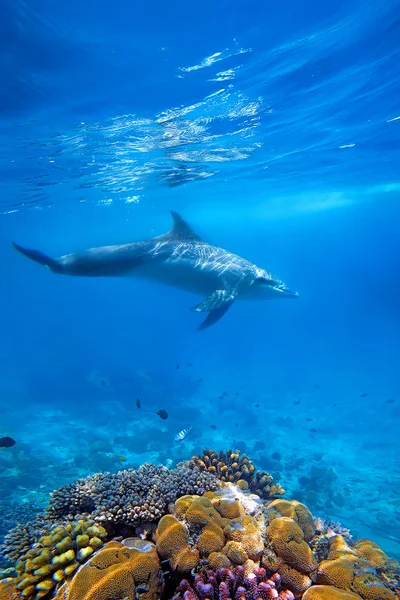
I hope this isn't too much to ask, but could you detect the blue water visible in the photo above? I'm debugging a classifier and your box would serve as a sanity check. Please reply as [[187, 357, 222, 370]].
[[1, 0, 400, 562]]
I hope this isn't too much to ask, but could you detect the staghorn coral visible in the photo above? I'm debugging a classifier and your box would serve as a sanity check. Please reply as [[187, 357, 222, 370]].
[[187, 450, 284, 500], [11, 518, 107, 599], [314, 518, 352, 541], [47, 464, 218, 526], [54, 539, 163, 600], [174, 565, 294, 600]]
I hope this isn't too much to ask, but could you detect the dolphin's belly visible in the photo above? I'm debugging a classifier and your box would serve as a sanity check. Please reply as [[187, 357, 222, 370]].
[[132, 261, 219, 296]]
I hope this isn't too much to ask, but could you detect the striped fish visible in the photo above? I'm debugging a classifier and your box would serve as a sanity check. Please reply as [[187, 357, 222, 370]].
[[174, 426, 193, 443]]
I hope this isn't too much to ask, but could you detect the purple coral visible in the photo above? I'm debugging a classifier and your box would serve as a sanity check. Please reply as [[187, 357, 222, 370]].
[[175, 566, 294, 600]]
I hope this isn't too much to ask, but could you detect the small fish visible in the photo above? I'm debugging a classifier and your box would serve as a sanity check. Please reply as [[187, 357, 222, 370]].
[[0, 437, 16, 448], [176, 364, 180, 370], [309, 428, 317, 433], [314, 384, 320, 389], [218, 395, 224, 400], [136, 398, 141, 409], [255, 403, 260, 408], [333, 403, 337, 407], [198, 378, 203, 383], [236, 392, 240, 396], [211, 425, 217, 430], [117, 455, 127, 462], [294, 400, 301, 405], [386, 399, 395, 404], [100, 379, 107, 387], [360, 393, 368, 398], [306, 418, 313, 422], [174, 426, 192, 443], [186, 362, 193, 367], [156, 410, 168, 420], [235, 423, 239, 427], [222, 390, 228, 397]]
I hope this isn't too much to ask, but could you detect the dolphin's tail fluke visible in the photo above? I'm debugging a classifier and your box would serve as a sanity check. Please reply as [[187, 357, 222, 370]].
[[12, 242, 61, 272]]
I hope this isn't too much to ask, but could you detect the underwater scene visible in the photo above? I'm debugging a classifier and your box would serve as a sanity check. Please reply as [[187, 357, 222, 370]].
[[1, 0, 400, 599]]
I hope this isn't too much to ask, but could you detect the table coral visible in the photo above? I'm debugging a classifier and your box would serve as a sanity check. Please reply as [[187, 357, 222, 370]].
[[187, 450, 285, 500]]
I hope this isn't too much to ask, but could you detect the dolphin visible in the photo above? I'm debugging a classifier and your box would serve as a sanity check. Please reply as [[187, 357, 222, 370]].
[[12, 211, 298, 330]]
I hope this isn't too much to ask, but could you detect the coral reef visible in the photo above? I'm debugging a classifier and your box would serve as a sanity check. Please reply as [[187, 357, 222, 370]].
[[47, 464, 218, 526], [54, 539, 163, 600], [174, 566, 295, 600], [1, 451, 399, 600], [12, 518, 107, 599], [187, 450, 285, 499]]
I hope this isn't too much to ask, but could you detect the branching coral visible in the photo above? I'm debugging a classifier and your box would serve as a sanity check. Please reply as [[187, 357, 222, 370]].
[[187, 450, 284, 500], [174, 566, 294, 600], [47, 464, 218, 526]]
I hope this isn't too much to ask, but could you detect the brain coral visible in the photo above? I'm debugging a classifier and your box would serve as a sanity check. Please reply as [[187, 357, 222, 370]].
[[187, 449, 285, 499], [267, 499, 315, 542], [302, 585, 363, 600], [155, 493, 265, 572], [55, 539, 163, 600], [47, 463, 218, 526], [9, 518, 107, 600], [268, 517, 318, 575]]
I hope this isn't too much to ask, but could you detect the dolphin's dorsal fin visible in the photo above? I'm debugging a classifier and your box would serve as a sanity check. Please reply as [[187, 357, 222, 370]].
[[163, 211, 202, 242]]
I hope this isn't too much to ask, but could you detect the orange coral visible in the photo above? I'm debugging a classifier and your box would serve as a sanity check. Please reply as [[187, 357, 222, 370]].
[[268, 517, 318, 574], [267, 499, 315, 542], [302, 585, 363, 600]]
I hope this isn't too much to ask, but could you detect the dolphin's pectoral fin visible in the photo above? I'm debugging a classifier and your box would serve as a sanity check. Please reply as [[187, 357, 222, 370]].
[[191, 289, 238, 330]]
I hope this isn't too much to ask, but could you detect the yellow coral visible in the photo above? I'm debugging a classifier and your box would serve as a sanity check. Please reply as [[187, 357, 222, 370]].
[[268, 517, 318, 574], [197, 523, 225, 555], [317, 556, 357, 589], [11, 518, 107, 600], [213, 499, 244, 519], [353, 539, 389, 569], [278, 563, 313, 596], [223, 541, 248, 565], [302, 585, 364, 600], [207, 552, 231, 569], [65, 540, 163, 600], [267, 499, 315, 541], [184, 497, 224, 528], [352, 573, 398, 600]]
